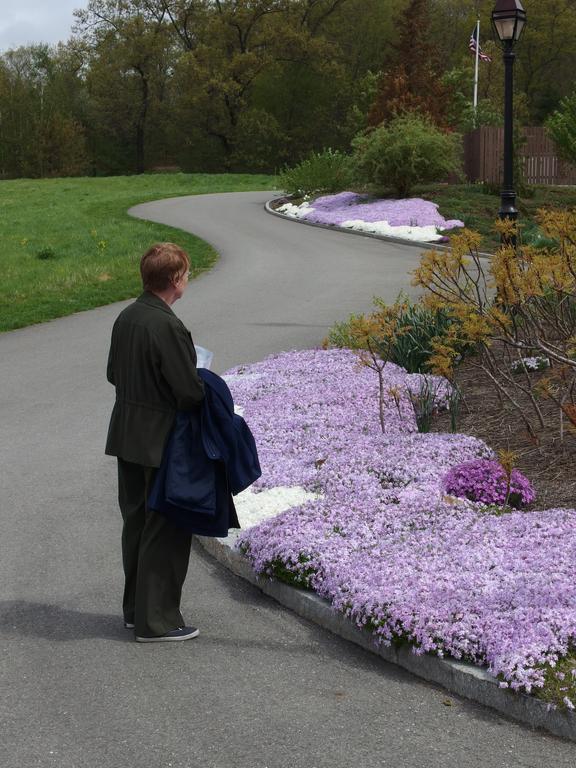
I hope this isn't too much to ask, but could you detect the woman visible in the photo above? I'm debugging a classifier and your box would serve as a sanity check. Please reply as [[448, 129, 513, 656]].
[[105, 242, 205, 643]]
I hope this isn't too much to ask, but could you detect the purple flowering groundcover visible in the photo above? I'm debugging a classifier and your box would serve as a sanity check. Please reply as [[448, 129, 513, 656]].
[[277, 192, 464, 242], [224, 349, 576, 699], [303, 191, 463, 229]]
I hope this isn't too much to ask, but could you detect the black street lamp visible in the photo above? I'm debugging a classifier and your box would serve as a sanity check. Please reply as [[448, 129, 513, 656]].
[[491, 0, 527, 232]]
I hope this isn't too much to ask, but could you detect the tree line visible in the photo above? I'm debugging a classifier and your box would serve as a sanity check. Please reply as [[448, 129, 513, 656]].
[[0, 0, 575, 179]]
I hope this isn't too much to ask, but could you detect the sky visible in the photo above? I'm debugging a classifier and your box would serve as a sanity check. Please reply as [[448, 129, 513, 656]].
[[0, 0, 88, 53]]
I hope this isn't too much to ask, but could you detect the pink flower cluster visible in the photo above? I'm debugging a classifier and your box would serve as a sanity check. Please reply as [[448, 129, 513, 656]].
[[224, 349, 576, 693], [443, 459, 536, 508]]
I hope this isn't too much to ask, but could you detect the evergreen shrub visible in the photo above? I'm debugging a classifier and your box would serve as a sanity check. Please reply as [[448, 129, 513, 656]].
[[278, 148, 352, 197], [546, 90, 576, 165], [351, 112, 462, 198]]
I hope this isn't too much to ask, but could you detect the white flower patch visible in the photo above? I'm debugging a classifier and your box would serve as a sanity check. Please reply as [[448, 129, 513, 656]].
[[340, 219, 444, 243], [510, 356, 550, 374], [234, 404, 245, 416], [276, 201, 315, 219], [234, 486, 321, 528]]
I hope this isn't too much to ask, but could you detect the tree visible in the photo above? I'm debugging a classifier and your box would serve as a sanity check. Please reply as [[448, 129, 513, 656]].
[[441, 64, 503, 133], [167, 0, 355, 170], [429, 0, 576, 125], [546, 90, 576, 165], [74, 0, 175, 173], [517, 0, 576, 123], [0, 44, 88, 178], [156, 0, 290, 167], [368, 0, 449, 128]]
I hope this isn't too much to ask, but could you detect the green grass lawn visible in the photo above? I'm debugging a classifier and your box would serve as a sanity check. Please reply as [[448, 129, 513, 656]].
[[416, 182, 576, 250], [0, 173, 276, 332], [3, 173, 574, 333]]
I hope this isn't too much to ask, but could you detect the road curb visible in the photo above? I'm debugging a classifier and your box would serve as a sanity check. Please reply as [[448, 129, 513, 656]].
[[264, 197, 494, 259], [196, 531, 576, 742]]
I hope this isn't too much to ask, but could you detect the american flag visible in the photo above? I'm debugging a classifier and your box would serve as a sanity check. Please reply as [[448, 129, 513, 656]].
[[469, 25, 492, 62]]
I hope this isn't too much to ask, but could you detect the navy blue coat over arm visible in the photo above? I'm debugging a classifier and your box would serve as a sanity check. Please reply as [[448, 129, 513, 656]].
[[148, 369, 261, 536]]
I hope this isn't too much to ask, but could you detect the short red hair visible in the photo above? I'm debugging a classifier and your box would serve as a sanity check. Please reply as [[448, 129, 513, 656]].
[[140, 243, 190, 292]]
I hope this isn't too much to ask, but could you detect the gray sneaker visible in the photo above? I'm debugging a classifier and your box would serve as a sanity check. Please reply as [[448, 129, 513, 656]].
[[136, 626, 199, 643]]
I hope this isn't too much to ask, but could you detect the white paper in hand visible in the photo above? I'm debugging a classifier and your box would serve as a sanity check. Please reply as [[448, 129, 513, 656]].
[[195, 345, 214, 370]]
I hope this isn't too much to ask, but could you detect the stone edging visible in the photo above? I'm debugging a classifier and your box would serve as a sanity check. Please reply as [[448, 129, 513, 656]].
[[265, 197, 494, 260], [196, 531, 576, 742]]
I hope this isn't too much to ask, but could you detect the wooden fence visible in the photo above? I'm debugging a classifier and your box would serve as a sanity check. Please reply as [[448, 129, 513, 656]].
[[463, 126, 576, 186]]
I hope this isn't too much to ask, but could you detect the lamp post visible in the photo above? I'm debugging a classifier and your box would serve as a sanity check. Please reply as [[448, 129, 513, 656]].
[[491, 0, 527, 233]]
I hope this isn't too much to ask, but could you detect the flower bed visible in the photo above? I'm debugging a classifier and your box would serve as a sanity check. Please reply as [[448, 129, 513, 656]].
[[224, 349, 576, 702], [276, 191, 464, 243]]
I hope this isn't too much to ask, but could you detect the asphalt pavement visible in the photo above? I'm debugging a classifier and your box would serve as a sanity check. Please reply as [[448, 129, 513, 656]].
[[1, 191, 574, 767]]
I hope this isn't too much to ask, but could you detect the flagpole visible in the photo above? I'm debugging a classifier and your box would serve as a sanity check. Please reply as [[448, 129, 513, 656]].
[[473, 18, 480, 127]]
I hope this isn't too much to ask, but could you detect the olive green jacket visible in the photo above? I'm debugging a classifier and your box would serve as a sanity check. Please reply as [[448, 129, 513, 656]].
[[105, 291, 205, 468]]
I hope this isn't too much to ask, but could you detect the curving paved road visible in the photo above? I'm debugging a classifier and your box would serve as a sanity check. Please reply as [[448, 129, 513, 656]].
[[129, 191, 426, 373], [0, 191, 573, 768]]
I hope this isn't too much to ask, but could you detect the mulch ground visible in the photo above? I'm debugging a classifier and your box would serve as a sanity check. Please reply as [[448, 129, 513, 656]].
[[431, 349, 576, 511]]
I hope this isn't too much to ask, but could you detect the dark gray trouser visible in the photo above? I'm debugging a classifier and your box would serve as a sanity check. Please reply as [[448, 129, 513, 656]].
[[117, 458, 192, 637]]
